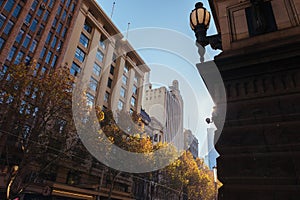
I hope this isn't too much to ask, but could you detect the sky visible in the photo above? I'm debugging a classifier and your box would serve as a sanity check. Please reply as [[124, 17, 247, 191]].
[[96, 0, 221, 157]]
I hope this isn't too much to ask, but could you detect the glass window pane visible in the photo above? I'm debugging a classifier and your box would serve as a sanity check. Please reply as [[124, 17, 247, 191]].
[[0, 37, 5, 50], [30, 40, 37, 53], [22, 34, 31, 48], [7, 47, 16, 61], [86, 93, 94, 107], [0, 14, 6, 29], [75, 47, 85, 62], [4, 20, 14, 35], [120, 87, 125, 98], [118, 100, 123, 110], [4, 0, 15, 12], [79, 33, 89, 48], [45, 51, 52, 64], [96, 50, 104, 62], [122, 75, 127, 85], [93, 63, 101, 76], [30, 19, 38, 32], [89, 77, 98, 91], [16, 29, 24, 43], [14, 51, 24, 64], [70, 62, 80, 76], [12, 4, 22, 18]]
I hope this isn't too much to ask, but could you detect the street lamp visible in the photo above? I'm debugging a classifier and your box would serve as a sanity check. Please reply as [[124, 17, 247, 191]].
[[190, 2, 222, 63]]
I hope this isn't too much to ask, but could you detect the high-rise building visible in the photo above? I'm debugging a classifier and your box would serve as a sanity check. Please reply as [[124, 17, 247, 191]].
[[184, 129, 199, 159], [63, 0, 150, 114], [205, 128, 218, 169], [143, 80, 184, 148], [0, 0, 80, 76]]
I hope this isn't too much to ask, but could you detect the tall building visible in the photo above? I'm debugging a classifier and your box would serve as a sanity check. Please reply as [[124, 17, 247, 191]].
[[184, 129, 199, 159], [203, 0, 300, 198], [63, 0, 150, 114], [143, 80, 184, 148], [0, 0, 150, 199], [0, 0, 80, 77], [204, 128, 218, 169]]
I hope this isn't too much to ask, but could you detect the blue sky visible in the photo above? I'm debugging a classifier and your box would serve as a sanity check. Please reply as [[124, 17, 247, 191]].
[[97, 0, 220, 157]]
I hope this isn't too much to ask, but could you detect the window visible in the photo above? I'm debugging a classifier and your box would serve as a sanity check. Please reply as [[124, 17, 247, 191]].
[[96, 50, 104, 62], [84, 21, 92, 33], [104, 91, 109, 103], [45, 51, 52, 64], [110, 65, 114, 75], [118, 100, 123, 110], [22, 34, 31, 48], [43, 10, 49, 22], [25, 56, 31, 65], [89, 77, 98, 91], [51, 36, 57, 48], [37, 7, 43, 17], [25, 14, 32, 25], [99, 37, 106, 49], [70, 62, 80, 76], [31, 0, 38, 10], [57, 6, 62, 16], [62, 10, 67, 21], [49, 0, 54, 8], [61, 27, 67, 37], [75, 47, 85, 62], [132, 85, 137, 95], [52, 18, 57, 27], [131, 97, 136, 107], [14, 51, 24, 64], [0, 37, 5, 50], [122, 75, 127, 85], [30, 19, 38, 32], [51, 55, 57, 67], [57, 40, 62, 51], [46, 32, 52, 44], [129, 109, 134, 115], [0, 14, 6, 29], [4, 20, 13, 35], [120, 87, 125, 98], [0, 65, 8, 80], [107, 78, 112, 88], [245, 1, 277, 37], [30, 40, 37, 53], [16, 29, 24, 43], [86, 93, 94, 107], [57, 23, 62, 34], [124, 65, 129, 73], [4, 0, 15, 12], [134, 76, 138, 83], [93, 63, 101, 76], [12, 4, 22, 18], [40, 47, 46, 58], [7, 47, 16, 61], [79, 33, 89, 48]]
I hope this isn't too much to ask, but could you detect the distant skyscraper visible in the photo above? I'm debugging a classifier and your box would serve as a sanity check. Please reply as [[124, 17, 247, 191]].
[[184, 129, 199, 159], [205, 128, 219, 169], [143, 80, 184, 149]]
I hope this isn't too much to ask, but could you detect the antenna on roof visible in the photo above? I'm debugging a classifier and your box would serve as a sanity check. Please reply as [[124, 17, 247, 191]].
[[126, 22, 131, 40], [110, 2, 116, 19]]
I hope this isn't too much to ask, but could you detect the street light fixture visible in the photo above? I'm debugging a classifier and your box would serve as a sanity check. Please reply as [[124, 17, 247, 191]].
[[190, 2, 222, 63]]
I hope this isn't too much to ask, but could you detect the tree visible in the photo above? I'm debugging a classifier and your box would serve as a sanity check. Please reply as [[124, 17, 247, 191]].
[[0, 62, 79, 199]]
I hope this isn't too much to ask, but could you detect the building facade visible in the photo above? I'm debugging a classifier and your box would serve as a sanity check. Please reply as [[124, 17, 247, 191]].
[[184, 129, 199, 159], [203, 0, 300, 198], [0, 0, 150, 199], [143, 80, 184, 149]]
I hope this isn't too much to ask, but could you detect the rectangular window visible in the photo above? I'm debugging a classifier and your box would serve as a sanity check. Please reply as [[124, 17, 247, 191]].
[[131, 97, 136, 107], [7, 47, 16, 61], [124, 65, 129, 73], [120, 87, 125, 98], [4, 20, 14, 35], [89, 77, 98, 91], [57, 40, 62, 51], [31, 0, 38, 11], [62, 10, 67, 21], [46, 32, 52, 44], [61, 27, 67, 37], [110, 65, 114, 75], [122, 75, 127, 85], [57, 23, 62, 34], [40, 47, 46, 59], [0, 14, 6, 29], [0, 65, 8, 80], [14, 51, 24, 64], [51, 55, 57, 67], [86, 93, 94, 107], [75, 47, 85, 62], [37, 7, 43, 17], [107, 78, 112, 88], [79, 33, 89, 48], [43, 10, 49, 22], [25, 14, 32, 25], [104, 91, 109, 103], [134, 76, 138, 83], [93, 63, 101, 76], [99, 37, 106, 49], [51, 36, 57, 48], [30, 19, 38, 32], [118, 100, 124, 110], [22, 34, 31, 48], [45, 51, 52, 64], [4, 0, 15, 12], [57, 6, 62, 16], [52, 18, 57, 27], [132, 85, 137, 95], [96, 50, 104, 62], [70, 62, 80, 76], [30, 40, 37, 53], [0, 37, 5, 50], [12, 4, 22, 18], [84, 21, 92, 33], [16, 29, 24, 43]]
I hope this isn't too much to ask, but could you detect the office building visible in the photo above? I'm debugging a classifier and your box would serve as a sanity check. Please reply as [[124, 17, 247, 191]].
[[184, 129, 199, 159], [143, 80, 184, 149]]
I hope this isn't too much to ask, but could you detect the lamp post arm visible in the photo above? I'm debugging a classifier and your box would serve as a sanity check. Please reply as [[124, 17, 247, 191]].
[[207, 33, 223, 50]]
